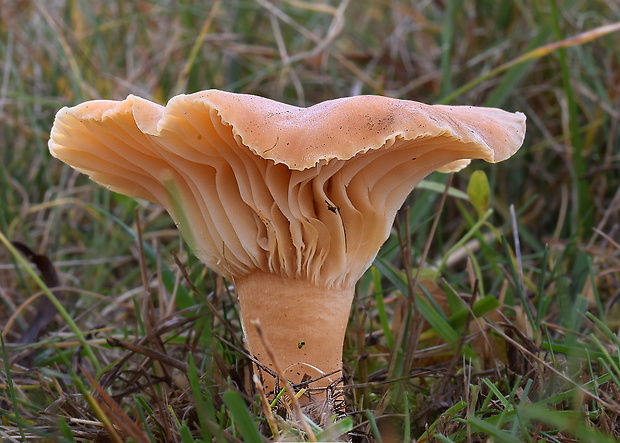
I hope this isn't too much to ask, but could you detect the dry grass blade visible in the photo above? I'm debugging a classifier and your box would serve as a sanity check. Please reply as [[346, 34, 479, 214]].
[[250, 319, 317, 442], [253, 373, 281, 437], [81, 366, 150, 443], [106, 337, 188, 373]]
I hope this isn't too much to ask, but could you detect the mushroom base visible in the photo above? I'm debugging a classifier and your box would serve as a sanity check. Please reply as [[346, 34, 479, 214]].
[[235, 272, 355, 403]]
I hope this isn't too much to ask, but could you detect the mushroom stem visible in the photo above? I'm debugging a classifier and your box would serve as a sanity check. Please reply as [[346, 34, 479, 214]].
[[235, 272, 354, 402]]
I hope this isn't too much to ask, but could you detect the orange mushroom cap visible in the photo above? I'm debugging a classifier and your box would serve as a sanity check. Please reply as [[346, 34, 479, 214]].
[[49, 90, 525, 288]]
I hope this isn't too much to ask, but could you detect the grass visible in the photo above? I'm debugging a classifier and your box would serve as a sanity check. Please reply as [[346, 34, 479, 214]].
[[1, 0, 620, 441]]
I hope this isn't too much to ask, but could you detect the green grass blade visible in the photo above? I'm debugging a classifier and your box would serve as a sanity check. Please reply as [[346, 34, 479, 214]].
[[223, 389, 263, 443], [188, 354, 221, 442], [365, 409, 383, 443], [481, 378, 512, 410], [439, 0, 459, 98], [466, 416, 522, 443], [371, 266, 394, 349], [57, 417, 78, 442], [417, 179, 469, 200], [416, 401, 466, 441], [316, 416, 354, 441], [447, 295, 500, 330]]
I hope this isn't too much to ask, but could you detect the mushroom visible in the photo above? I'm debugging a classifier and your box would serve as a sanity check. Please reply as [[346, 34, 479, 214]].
[[49, 90, 525, 408]]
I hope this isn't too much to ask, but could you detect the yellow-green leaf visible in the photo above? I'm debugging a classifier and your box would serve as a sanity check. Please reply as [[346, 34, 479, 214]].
[[467, 170, 490, 218]]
